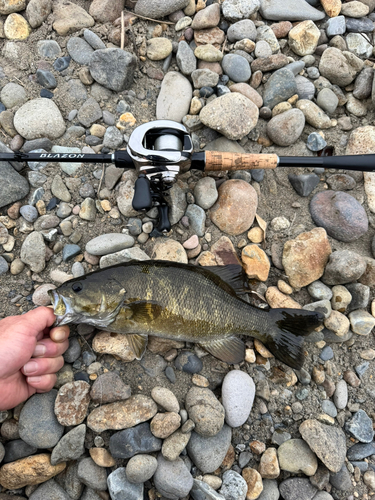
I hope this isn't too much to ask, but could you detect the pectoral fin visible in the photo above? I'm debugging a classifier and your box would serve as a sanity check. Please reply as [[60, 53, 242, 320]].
[[199, 336, 245, 364], [127, 333, 148, 360]]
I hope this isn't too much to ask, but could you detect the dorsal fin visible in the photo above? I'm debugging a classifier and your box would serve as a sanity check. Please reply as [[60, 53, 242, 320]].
[[204, 265, 249, 296]]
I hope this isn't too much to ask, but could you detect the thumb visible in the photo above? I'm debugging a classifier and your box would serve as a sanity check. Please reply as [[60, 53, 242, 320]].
[[22, 307, 56, 334]]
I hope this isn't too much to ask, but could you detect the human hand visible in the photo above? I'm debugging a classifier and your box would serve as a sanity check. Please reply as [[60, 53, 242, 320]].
[[0, 307, 69, 411]]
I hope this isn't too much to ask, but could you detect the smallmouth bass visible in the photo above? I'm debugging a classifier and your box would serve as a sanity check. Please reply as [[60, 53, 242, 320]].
[[49, 260, 323, 369]]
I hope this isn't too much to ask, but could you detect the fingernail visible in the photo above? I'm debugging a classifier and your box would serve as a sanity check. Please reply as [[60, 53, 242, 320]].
[[53, 328, 67, 342], [34, 344, 46, 357], [27, 376, 41, 383], [23, 361, 38, 375]]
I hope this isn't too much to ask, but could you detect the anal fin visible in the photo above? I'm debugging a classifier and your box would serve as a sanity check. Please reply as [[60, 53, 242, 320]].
[[199, 336, 245, 364], [127, 333, 148, 360]]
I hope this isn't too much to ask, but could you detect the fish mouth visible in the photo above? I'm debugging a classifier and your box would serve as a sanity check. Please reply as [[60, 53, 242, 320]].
[[48, 290, 125, 329]]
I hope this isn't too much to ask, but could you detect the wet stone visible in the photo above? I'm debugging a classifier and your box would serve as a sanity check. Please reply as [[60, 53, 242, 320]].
[[109, 422, 162, 459], [175, 351, 203, 373], [345, 410, 374, 443]]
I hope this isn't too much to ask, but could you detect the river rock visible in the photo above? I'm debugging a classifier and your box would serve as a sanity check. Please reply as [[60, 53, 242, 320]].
[[54, 381, 91, 426], [0, 454, 66, 489], [259, 0, 325, 21], [222, 370, 255, 428], [319, 47, 360, 86], [210, 180, 258, 236], [109, 422, 162, 459], [310, 191, 368, 242], [86, 233, 134, 255], [263, 68, 297, 109], [89, 49, 136, 92], [14, 98, 66, 140], [200, 93, 258, 140], [187, 425, 232, 473], [295, 99, 332, 129], [282, 228, 331, 288], [20, 231, 46, 273], [87, 395, 158, 432], [135, 0, 190, 18], [157, 72, 192, 123], [299, 419, 346, 472], [89, 0, 124, 23], [52, 1, 94, 35], [266, 108, 305, 146], [50, 424, 86, 465], [288, 20, 320, 56], [277, 439, 318, 476], [153, 454, 193, 499], [0, 161, 30, 209], [185, 387, 225, 437]]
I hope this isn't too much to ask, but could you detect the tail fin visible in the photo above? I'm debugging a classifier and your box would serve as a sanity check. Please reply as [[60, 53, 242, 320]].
[[264, 309, 324, 370]]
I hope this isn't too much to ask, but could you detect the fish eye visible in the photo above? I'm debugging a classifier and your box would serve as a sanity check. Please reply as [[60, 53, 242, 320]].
[[72, 282, 83, 293]]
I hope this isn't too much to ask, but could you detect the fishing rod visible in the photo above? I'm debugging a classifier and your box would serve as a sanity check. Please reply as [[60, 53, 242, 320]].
[[1, 120, 373, 235]]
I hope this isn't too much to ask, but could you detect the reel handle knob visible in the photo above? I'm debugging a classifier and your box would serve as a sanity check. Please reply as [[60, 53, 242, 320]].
[[132, 174, 153, 211], [157, 205, 171, 233]]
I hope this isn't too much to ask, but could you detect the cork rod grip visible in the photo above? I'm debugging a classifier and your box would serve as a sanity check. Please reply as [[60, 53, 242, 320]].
[[204, 151, 278, 171]]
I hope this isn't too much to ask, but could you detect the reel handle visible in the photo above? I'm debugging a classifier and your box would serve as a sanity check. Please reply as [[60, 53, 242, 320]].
[[132, 175, 153, 211], [156, 205, 171, 233]]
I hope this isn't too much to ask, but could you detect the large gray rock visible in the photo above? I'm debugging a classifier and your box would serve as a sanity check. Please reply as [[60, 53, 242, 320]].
[[153, 454, 193, 500], [89, 49, 137, 92], [0, 161, 30, 208], [319, 48, 361, 87], [20, 231, 46, 273], [263, 68, 297, 109], [156, 72, 192, 123], [19, 390, 64, 449], [107, 467, 144, 500], [29, 479, 70, 500], [14, 98, 66, 140], [135, 0, 190, 19], [266, 109, 305, 146], [187, 425, 232, 473], [259, 0, 325, 21]]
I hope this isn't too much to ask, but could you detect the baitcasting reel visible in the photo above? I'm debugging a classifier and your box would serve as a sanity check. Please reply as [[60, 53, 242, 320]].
[[126, 120, 194, 234]]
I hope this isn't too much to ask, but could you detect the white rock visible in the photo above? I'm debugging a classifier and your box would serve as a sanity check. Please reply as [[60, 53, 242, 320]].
[[86, 233, 135, 256], [364, 172, 375, 213], [13, 98, 66, 140], [156, 72, 192, 123], [221, 370, 255, 427], [333, 379, 348, 410], [99, 247, 150, 268]]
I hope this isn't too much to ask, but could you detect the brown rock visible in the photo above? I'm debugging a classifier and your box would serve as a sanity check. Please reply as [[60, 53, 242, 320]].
[[282, 228, 332, 289], [87, 395, 158, 432], [242, 245, 270, 281], [288, 20, 320, 56], [197, 60, 223, 74], [210, 180, 258, 236], [343, 369, 361, 387], [221, 444, 235, 471], [250, 440, 266, 455], [265, 286, 301, 309], [152, 239, 188, 263], [4, 13, 31, 40], [258, 448, 280, 479], [0, 454, 66, 489], [254, 339, 273, 359], [270, 21, 293, 38], [150, 412, 181, 439], [89, 0, 124, 22], [321, 0, 342, 16], [7, 202, 22, 219], [211, 236, 242, 265], [242, 468, 263, 500], [52, 1, 94, 36], [312, 365, 325, 385], [299, 419, 346, 472], [322, 377, 336, 397], [54, 381, 90, 426], [196, 251, 217, 266], [162, 430, 191, 461], [251, 54, 289, 73], [191, 3, 220, 29], [92, 331, 136, 362], [0, 0, 26, 15], [89, 448, 116, 467], [194, 27, 225, 46], [230, 82, 263, 108], [359, 257, 375, 286], [90, 372, 131, 404]]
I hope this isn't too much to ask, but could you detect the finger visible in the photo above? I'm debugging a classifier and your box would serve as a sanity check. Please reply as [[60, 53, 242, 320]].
[[32, 338, 69, 358], [27, 373, 57, 393], [50, 326, 70, 343], [22, 356, 64, 377]]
